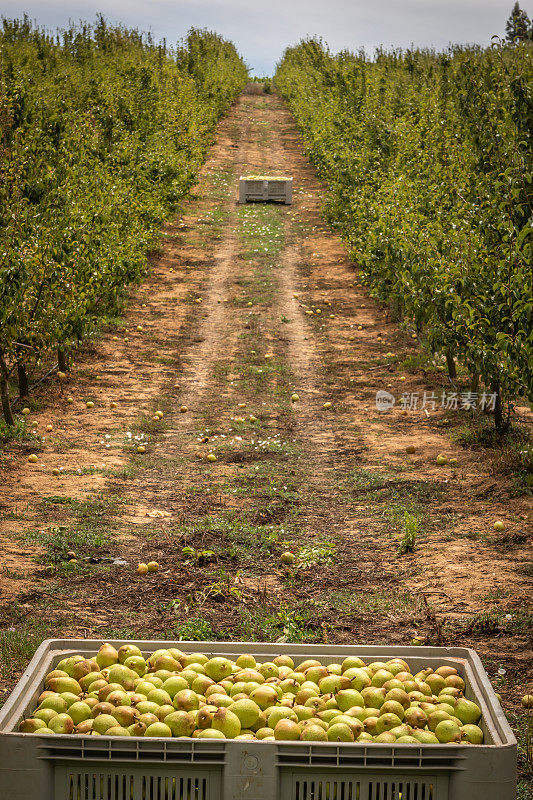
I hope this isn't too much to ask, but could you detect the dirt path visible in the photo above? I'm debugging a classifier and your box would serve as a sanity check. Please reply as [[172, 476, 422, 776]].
[[0, 94, 531, 721]]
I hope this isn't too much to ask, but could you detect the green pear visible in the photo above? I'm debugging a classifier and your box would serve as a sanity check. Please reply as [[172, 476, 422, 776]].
[[197, 729, 226, 739], [106, 726, 131, 736], [71, 659, 99, 681], [118, 645, 143, 664], [45, 670, 69, 685], [124, 656, 146, 676], [375, 713, 403, 734], [56, 655, 85, 676], [335, 689, 365, 712], [19, 718, 47, 733], [236, 654, 256, 669], [341, 657, 366, 672], [129, 722, 147, 736], [107, 664, 137, 691], [454, 699, 481, 725], [267, 707, 298, 728], [112, 706, 139, 726], [144, 722, 172, 737], [374, 732, 396, 743], [92, 714, 120, 735], [212, 707, 241, 739], [230, 699, 261, 728], [75, 720, 94, 735], [165, 710, 195, 737], [96, 642, 119, 668], [146, 688, 173, 707], [48, 677, 82, 695], [138, 713, 159, 727], [34, 708, 58, 724], [274, 719, 301, 740], [204, 657, 233, 682], [300, 725, 328, 741], [91, 702, 115, 718], [68, 702, 92, 725], [461, 724, 483, 744], [435, 719, 461, 743], [379, 700, 405, 720], [49, 713, 75, 734], [39, 695, 68, 714], [412, 730, 439, 744], [173, 689, 200, 711]]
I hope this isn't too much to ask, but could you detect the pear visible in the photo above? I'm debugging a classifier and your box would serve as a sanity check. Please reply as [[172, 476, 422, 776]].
[[273, 655, 294, 669], [204, 657, 233, 682], [335, 689, 365, 712], [173, 690, 200, 711], [138, 713, 159, 727], [250, 685, 280, 710], [412, 730, 439, 744], [45, 670, 69, 685], [274, 719, 301, 740], [404, 707, 428, 729], [112, 706, 139, 727], [374, 732, 396, 743], [235, 668, 264, 684], [124, 656, 146, 676], [34, 708, 58, 724], [375, 713, 403, 734], [461, 724, 484, 744], [192, 675, 215, 695], [454, 698, 481, 725], [165, 710, 195, 737], [144, 722, 172, 737], [151, 654, 181, 672], [428, 710, 452, 732], [49, 714, 75, 734], [60, 692, 80, 708], [107, 664, 137, 690], [156, 705, 175, 722], [180, 653, 208, 667], [361, 687, 387, 709], [212, 707, 241, 739], [96, 642, 119, 668], [91, 702, 115, 718], [79, 672, 104, 692], [19, 718, 47, 733], [56, 655, 85, 676], [129, 722, 147, 736], [68, 702, 92, 725], [343, 668, 371, 691], [236, 654, 256, 669], [197, 729, 226, 739], [305, 665, 329, 684], [106, 690, 130, 707], [71, 659, 99, 681], [39, 695, 68, 714], [48, 677, 82, 695], [118, 645, 143, 664], [75, 720, 94, 735], [329, 715, 363, 737], [106, 726, 131, 736], [98, 684, 122, 701], [229, 698, 261, 728], [435, 719, 461, 743], [379, 700, 405, 721], [92, 714, 119, 735], [136, 701, 160, 715], [384, 688, 410, 709], [300, 725, 328, 741], [196, 707, 214, 729], [267, 707, 298, 728]]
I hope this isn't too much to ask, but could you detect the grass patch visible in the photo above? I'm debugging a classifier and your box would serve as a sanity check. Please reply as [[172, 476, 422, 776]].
[[0, 620, 55, 704]]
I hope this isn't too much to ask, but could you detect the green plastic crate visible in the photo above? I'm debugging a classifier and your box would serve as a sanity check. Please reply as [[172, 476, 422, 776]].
[[0, 640, 517, 800]]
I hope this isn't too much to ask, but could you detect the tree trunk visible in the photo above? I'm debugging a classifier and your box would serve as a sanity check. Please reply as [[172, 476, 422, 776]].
[[57, 348, 69, 372], [470, 372, 479, 394], [0, 350, 15, 427], [445, 347, 457, 380], [492, 381, 503, 432], [17, 361, 29, 398]]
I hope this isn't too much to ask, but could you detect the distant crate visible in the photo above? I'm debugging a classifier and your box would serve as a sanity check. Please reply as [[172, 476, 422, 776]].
[[0, 639, 517, 800], [239, 175, 293, 204]]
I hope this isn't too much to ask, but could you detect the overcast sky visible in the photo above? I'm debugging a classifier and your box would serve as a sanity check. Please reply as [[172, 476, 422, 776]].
[[2, 1, 529, 74]]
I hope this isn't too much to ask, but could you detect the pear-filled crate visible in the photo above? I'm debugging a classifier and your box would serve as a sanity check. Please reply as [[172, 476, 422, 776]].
[[0, 640, 516, 800], [239, 175, 293, 204]]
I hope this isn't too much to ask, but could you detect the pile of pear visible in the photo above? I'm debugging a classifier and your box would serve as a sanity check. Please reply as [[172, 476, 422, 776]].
[[19, 645, 484, 744]]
